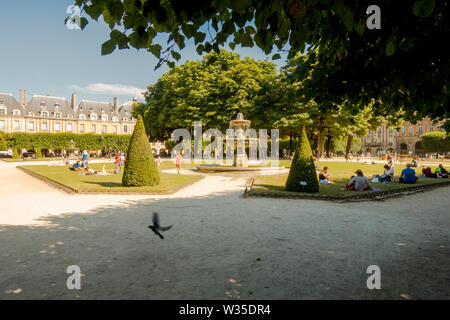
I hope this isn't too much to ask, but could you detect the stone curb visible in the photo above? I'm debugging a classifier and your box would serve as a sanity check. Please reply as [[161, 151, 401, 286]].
[[244, 177, 450, 202]]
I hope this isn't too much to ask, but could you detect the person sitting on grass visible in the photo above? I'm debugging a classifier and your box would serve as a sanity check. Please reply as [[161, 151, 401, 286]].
[[318, 167, 333, 184], [435, 164, 449, 179], [70, 161, 82, 171], [381, 165, 394, 182], [347, 170, 372, 191], [400, 163, 418, 184], [421, 166, 437, 178]]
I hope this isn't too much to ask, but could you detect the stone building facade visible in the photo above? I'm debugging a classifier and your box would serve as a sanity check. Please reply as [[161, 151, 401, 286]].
[[0, 89, 136, 135], [361, 119, 445, 156]]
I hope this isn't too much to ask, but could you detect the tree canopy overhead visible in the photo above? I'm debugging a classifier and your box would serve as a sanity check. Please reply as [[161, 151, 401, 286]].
[[73, 0, 449, 129]]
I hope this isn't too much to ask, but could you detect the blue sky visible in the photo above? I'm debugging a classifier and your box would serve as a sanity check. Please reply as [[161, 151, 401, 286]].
[[0, 0, 287, 104]]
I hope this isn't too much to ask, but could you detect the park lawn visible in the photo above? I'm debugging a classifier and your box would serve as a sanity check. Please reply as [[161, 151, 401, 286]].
[[253, 161, 450, 195], [19, 163, 202, 194]]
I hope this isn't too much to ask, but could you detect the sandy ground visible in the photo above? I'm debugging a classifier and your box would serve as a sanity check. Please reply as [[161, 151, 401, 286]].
[[0, 160, 449, 300]]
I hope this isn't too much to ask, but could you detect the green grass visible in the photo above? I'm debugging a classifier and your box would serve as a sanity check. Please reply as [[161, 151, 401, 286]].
[[253, 161, 450, 195], [19, 163, 202, 194]]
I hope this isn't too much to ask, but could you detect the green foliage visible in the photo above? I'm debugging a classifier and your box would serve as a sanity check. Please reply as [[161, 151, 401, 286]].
[[134, 50, 277, 140], [285, 127, 319, 193], [330, 136, 362, 153], [74, 0, 450, 129], [35, 148, 43, 158], [419, 132, 450, 154], [0, 131, 7, 151], [122, 115, 160, 187], [12, 148, 19, 159], [7, 132, 130, 152]]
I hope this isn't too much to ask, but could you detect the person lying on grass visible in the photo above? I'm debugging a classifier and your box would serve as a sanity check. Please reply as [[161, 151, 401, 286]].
[[319, 167, 333, 184], [421, 166, 437, 178], [400, 163, 418, 184], [84, 166, 99, 175], [346, 170, 372, 191]]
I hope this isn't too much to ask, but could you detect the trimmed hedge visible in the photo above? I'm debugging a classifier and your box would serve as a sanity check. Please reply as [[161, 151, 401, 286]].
[[122, 115, 160, 187], [12, 148, 19, 159], [285, 126, 319, 193], [5, 132, 131, 152], [35, 148, 43, 158]]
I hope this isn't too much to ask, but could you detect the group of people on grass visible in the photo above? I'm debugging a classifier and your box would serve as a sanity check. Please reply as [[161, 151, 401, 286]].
[[318, 156, 449, 192]]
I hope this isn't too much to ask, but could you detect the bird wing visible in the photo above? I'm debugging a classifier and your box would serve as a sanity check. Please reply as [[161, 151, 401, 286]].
[[158, 225, 172, 232], [152, 212, 160, 228]]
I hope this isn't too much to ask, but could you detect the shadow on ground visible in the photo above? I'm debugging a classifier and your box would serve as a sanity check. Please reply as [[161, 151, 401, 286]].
[[0, 185, 449, 300]]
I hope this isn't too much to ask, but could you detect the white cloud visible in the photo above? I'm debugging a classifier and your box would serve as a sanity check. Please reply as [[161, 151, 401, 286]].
[[69, 83, 145, 100]]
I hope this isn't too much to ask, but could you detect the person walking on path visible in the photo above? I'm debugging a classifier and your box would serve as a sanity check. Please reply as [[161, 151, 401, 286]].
[[175, 151, 183, 174]]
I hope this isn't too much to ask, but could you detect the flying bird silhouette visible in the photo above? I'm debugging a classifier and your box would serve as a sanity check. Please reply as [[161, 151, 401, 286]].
[[148, 212, 172, 239]]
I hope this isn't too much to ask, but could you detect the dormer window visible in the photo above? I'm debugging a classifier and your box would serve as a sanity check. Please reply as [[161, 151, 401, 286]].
[[41, 111, 48, 117], [112, 116, 118, 122], [102, 115, 108, 121], [55, 103, 60, 109], [79, 114, 86, 120], [90, 114, 97, 121], [123, 118, 128, 121], [55, 113, 61, 118], [67, 114, 73, 118], [27, 112, 34, 116], [0, 108, 6, 115]]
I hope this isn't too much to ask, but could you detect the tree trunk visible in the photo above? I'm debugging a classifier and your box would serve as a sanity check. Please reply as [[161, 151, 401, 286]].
[[325, 135, 332, 158], [289, 129, 293, 153], [317, 131, 325, 159], [345, 135, 353, 161]]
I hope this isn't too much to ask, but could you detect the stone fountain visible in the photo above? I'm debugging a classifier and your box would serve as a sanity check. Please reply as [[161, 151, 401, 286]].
[[196, 112, 285, 173], [230, 112, 251, 167]]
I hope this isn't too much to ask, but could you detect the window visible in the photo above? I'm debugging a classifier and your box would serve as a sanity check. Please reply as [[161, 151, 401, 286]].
[[42, 122, 48, 130], [55, 122, 61, 131], [67, 123, 72, 132], [67, 114, 73, 119], [408, 125, 413, 135], [112, 116, 118, 122], [13, 120, 20, 130], [27, 112, 34, 116], [42, 112, 48, 117], [0, 108, 5, 115], [28, 121, 34, 130], [13, 109, 21, 116], [102, 115, 108, 121], [401, 126, 405, 135], [123, 118, 128, 121], [418, 124, 423, 134], [79, 114, 86, 120], [123, 125, 128, 133], [102, 125, 107, 133], [55, 113, 61, 118], [0, 120, 5, 131], [91, 125, 96, 133], [79, 124, 85, 133], [90, 114, 97, 121], [113, 125, 118, 134]]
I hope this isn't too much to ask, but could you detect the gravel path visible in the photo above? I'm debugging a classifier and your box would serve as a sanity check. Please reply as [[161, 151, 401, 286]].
[[0, 160, 449, 299]]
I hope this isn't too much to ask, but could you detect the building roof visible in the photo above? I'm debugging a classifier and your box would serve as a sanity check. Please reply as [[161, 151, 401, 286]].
[[26, 95, 72, 117], [0, 93, 24, 115]]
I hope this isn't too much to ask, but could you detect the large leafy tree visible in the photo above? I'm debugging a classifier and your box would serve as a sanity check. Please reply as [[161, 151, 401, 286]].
[[134, 50, 277, 140], [73, 0, 449, 129]]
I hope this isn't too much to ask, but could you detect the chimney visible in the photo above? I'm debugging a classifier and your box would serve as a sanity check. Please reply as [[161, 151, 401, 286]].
[[71, 93, 76, 110], [114, 97, 119, 113], [23, 89, 27, 106], [19, 88, 23, 105]]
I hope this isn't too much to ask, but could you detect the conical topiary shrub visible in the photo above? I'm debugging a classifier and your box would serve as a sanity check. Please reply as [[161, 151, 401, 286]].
[[122, 114, 160, 187], [12, 148, 19, 159], [285, 126, 319, 193], [35, 148, 43, 158]]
